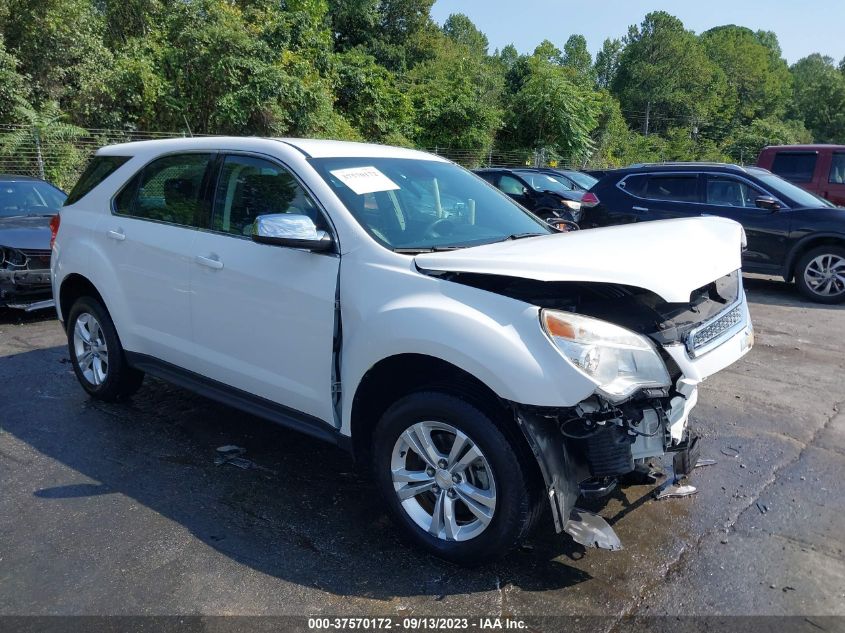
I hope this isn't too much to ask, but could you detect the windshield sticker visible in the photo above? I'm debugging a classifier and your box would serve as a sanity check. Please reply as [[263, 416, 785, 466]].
[[330, 166, 400, 195]]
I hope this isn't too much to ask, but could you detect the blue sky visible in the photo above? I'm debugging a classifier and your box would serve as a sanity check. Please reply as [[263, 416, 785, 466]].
[[430, 0, 844, 65]]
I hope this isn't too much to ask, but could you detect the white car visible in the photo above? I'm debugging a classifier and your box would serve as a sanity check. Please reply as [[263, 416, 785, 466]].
[[51, 138, 754, 564]]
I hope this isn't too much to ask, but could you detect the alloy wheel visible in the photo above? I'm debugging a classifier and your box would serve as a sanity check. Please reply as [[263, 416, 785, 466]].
[[804, 254, 845, 297], [391, 421, 497, 542], [73, 312, 109, 386]]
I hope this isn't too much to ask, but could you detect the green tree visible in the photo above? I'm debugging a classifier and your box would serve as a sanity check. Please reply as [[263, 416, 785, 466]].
[[700, 25, 792, 127], [0, 35, 29, 122], [504, 56, 599, 160], [333, 49, 413, 144], [594, 38, 623, 89], [790, 54, 845, 143], [722, 117, 811, 163], [0, 99, 87, 183], [612, 12, 724, 136], [562, 34, 594, 84], [442, 13, 488, 56]]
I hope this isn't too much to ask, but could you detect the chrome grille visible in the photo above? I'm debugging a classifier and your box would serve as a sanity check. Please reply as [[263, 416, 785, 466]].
[[687, 303, 744, 355]]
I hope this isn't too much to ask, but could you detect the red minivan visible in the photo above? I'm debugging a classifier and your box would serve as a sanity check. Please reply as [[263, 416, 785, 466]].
[[757, 144, 845, 206]]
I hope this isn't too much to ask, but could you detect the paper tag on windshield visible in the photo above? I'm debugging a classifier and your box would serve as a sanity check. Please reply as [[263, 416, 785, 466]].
[[330, 166, 400, 195]]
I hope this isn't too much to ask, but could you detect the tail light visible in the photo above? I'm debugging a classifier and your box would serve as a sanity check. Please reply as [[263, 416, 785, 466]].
[[581, 192, 600, 208], [49, 214, 60, 249]]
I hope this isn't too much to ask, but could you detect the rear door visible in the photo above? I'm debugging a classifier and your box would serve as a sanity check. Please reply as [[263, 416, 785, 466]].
[[188, 153, 340, 425], [610, 172, 701, 223], [105, 152, 215, 367], [701, 174, 791, 270], [823, 151, 845, 206]]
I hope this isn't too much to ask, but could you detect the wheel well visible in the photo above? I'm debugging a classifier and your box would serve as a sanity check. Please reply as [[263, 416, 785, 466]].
[[350, 354, 516, 465], [787, 237, 845, 280], [59, 274, 105, 329]]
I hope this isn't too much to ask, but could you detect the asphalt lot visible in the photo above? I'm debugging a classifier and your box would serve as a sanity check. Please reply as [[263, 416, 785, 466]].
[[0, 276, 843, 623]]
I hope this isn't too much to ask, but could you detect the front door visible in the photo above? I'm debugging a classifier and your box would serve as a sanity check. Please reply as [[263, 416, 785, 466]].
[[189, 154, 340, 425]]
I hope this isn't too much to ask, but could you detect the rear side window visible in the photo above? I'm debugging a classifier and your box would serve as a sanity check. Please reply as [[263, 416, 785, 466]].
[[114, 153, 213, 227], [829, 153, 845, 184], [643, 175, 699, 202], [619, 174, 648, 196], [771, 152, 817, 183], [65, 156, 130, 205]]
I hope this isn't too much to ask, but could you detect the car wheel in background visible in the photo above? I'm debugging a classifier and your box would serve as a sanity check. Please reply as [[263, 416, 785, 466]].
[[795, 245, 845, 304]]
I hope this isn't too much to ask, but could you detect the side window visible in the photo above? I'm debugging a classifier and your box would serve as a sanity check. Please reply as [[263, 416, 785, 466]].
[[771, 152, 817, 183], [619, 174, 648, 197], [705, 175, 765, 208], [829, 152, 845, 184], [643, 175, 699, 202], [114, 153, 212, 227], [211, 155, 325, 237], [66, 155, 130, 205], [498, 175, 526, 196]]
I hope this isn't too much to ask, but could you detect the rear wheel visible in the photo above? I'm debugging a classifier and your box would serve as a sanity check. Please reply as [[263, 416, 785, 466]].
[[67, 296, 144, 401], [373, 391, 540, 565], [795, 245, 845, 304]]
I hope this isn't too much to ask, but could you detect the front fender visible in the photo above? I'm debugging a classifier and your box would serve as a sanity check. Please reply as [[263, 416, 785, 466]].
[[339, 259, 596, 435]]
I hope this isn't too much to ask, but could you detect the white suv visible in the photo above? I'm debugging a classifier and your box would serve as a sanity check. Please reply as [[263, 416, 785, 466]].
[[52, 138, 754, 564]]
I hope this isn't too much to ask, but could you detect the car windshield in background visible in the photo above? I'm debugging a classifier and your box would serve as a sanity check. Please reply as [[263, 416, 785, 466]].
[[0, 181, 66, 218], [561, 170, 598, 190], [754, 171, 836, 208], [515, 170, 575, 194], [310, 158, 550, 252]]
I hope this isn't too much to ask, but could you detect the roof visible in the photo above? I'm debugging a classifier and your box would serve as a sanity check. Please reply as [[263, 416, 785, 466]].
[[611, 162, 751, 175], [761, 144, 845, 151], [96, 136, 447, 162]]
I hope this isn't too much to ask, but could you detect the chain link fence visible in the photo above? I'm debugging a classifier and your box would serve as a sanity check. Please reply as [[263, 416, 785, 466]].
[[0, 123, 583, 190]]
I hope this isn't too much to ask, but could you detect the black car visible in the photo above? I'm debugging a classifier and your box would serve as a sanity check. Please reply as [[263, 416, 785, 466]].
[[0, 175, 66, 309], [474, 168, 585, 223], [542, 168, 599, 192], [582, 163, 845, 303]]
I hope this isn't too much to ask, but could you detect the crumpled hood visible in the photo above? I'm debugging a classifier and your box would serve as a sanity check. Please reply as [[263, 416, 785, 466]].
[[0, 215, 53, 251], [415, 216, 744, 303]]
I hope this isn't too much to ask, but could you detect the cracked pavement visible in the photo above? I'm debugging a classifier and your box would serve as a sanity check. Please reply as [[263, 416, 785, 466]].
[[0, 275, 843, 621]]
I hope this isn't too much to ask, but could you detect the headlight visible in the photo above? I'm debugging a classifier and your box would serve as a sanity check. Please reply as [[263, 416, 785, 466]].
[[562, 200, 581, 211], [541, 309, 671, 402]]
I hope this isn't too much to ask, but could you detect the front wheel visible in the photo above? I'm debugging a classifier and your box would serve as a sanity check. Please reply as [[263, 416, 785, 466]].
[[372, 391, 541, 565], [795, 245, 845, 304]]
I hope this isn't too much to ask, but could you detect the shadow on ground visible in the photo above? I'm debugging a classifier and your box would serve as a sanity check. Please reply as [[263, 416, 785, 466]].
[[0, 344, 592, 601]]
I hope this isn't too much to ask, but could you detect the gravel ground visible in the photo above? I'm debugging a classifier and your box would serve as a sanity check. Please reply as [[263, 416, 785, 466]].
[[0, 275, 843, 625]]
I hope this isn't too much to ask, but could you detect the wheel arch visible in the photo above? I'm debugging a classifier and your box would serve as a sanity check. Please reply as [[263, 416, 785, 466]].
[[783, 233, 845, 281], [349, 353, 524, 467], [58, 273, 108, 329]]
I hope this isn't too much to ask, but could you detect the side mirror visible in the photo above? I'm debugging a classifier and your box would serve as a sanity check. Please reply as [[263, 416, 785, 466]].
[[251, 214, 333, 252], [755, 196, 781, 212]]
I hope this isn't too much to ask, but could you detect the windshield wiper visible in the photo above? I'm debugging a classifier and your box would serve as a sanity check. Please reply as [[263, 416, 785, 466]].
[[394, 245, 466, 254], [502, 232, 546, 241]]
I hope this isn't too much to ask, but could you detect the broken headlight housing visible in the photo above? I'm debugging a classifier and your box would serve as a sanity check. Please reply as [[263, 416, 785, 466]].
[[541, 309, 671, 402]]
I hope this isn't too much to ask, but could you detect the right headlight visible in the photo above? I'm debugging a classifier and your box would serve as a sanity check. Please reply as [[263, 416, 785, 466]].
[[541, 309, 671, 402]]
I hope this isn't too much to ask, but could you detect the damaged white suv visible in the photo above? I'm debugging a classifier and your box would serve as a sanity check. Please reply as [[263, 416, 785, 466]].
[[52, 138, 754, 564]]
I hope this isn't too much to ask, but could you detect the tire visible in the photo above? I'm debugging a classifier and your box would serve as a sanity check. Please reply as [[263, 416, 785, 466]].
[[67, 296, 144, 401], [794, 245, 845, 304], [372, 391, 541, 565]]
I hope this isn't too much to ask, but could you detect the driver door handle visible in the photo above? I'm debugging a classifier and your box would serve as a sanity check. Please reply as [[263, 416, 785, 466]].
[[107, 229, 125, 241], [195, 255, 224, 270]]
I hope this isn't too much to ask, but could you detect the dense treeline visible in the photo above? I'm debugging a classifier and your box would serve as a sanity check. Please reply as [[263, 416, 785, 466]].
[[2, 0, 845, 180]]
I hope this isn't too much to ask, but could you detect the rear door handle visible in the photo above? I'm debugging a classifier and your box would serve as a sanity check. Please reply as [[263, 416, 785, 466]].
[[107, 229, 125, 241], [195, 255, 224, 270], [632, 206, 649, 212]]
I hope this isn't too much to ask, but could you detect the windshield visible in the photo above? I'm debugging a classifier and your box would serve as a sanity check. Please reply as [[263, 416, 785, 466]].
[[515, 170, 575, 194], [310, 157, 550, 251], [561, 170, 598, 190], [0, 180, 66, 218], [753, 172, 835, 208]]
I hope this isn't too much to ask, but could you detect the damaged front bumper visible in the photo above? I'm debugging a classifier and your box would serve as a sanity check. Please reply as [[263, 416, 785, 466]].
[[0, 268, 54, 310], [516, 292, 754, 544]]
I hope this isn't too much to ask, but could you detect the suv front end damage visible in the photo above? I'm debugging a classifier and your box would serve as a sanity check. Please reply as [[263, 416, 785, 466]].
[[510, 272, 754, 546]]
